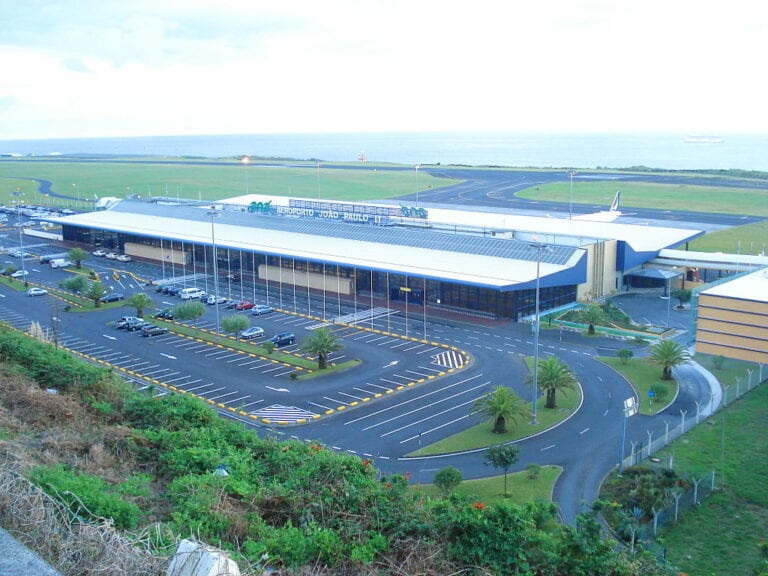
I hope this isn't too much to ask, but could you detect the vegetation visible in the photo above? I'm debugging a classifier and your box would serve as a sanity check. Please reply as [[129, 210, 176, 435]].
[[670, 288, 692, 309], [534, 356, 578, 409], [221, 314, 249, 336], [172, 301, 206, 325], [0, 158, 452, 207], [617, 348, 634, 365], [432, 466, 463, 495], [60, 275, 89, 295], [67, 248, 89, 269], [516, 178, 768, 217], [0, 325, 672, 575], [601, 354, 767, 576], [301, 327, 342, 369], [578, 303, 605, 335], [483, 444, 520, 497], [125, 292, 154, 318], [649, 339, 691, 380], [85, 281, 108, 308], [472, 386, 531, 434]]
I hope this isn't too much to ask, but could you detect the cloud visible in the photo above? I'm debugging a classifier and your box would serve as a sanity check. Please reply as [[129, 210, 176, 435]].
[[1, 0, 768, 138]]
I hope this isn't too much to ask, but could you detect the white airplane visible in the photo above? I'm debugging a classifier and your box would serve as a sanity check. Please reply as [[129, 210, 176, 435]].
[[571, 190, 622, 222]]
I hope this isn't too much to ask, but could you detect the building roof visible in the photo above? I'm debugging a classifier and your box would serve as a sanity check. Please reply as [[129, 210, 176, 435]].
[[699, 267, 768, 303], [53, 201, 587, 290], [222, 194, 703, 253]]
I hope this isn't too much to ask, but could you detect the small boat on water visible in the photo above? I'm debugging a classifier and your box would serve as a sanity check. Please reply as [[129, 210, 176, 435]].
[[684, 135, 724, 144]]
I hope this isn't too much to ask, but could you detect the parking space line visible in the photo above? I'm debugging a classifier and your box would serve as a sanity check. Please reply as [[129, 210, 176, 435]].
[[179, 381, 212, 392]]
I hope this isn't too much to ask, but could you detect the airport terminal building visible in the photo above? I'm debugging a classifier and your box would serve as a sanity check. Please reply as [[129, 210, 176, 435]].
[[52, 195, 703, 321]]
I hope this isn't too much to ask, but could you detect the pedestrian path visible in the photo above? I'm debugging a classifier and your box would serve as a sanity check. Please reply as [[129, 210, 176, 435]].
[[249, 404, 316, 423], [333, 306, 396, 325]]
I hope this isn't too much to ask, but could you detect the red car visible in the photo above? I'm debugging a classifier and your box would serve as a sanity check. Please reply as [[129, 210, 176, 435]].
[[234, 300, 254, 311]]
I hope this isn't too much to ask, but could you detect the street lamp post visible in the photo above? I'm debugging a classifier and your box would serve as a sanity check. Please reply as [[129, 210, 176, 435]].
[[619, 396, 638, 475], [530, 242, 545, 425], [208, 208, 221, 335], [415, 164, 420, 206], [568, 170, 575, 219], [242, 156, 250, 195]]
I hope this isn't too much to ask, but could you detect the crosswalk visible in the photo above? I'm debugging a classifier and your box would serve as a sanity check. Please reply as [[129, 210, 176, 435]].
[[432, 349, 466, 368], [249, 404, 317, 422]]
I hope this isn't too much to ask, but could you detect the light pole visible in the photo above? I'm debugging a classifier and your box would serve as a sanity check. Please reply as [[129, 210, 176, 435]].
[[530, 242, 545, 424], [15, 198, 27, 280], [242, 156, 250, 195], [568, 170, 575, 219], [415, 164, 420, 206], [208, 208, 221, 335], [619, 396, 638, 475]]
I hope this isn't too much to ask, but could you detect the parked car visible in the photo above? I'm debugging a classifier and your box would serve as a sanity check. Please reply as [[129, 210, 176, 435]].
[[26, 287, 48, 296], [269, 332, 296, 347], [166, 285, 183, 296], [225, 300, 239, 309], [116, 254, 132, 262], [238, 326, 265, 340], [142, 325, 169, 337], [125, 318, 151, 332], [234, 300, 255, 311], [154, 308, 174, 320], [105, 252, 118, 259], [10, 269, 29, 278], [179, 287, 205, 300], [92, 249, 107, 257], [251, 304, 274, 316], [205, 294, 228, 305], [100, 292, 124, 303], [225, 272, 241, 282], [116, 316, 141, 329]]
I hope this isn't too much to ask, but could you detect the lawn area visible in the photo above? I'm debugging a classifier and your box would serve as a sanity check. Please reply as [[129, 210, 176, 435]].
[[651, 371, 768, 576], [599, 356, 678, 415], [412, 465, 562, 507], [598, 353, 766, 576], [515, 179, 768, 217], [683, 219, 768, 254], [0, 158, 452, 206], [408, 382, 581, 456]]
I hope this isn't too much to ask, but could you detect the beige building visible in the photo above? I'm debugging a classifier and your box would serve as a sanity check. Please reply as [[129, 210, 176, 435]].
[[695, 268, 768, 363]]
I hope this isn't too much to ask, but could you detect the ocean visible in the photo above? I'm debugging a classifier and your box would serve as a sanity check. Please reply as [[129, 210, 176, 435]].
[[2, 132, 768, 172]]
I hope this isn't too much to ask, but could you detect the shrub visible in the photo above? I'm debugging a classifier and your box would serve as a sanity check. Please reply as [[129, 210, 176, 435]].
[[526, 463, 542, 480], [29, 464, 140, 529], [433, 466, 463, 495]]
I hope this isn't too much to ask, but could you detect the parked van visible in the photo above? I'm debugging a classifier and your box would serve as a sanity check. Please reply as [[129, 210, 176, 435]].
[[50, 258, 73, 268], [179, 287, 205, 300]]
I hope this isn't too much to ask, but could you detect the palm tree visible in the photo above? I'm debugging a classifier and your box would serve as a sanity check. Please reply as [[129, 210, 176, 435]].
[[67, 248, 89, 269], [535, 356, 578, 409], [579, 303, 605, 335], [126, 292, 154, 318], [301, 327, 342, 369], [473, 386, 531, 434], [86, 281, 108, 308], [649, 339, 691, 380]]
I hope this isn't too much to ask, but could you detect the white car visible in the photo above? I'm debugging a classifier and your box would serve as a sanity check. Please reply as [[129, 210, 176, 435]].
[[92, 249, 107, 257], [26, 287, 48, 296], [10, 269, 29, 278], [206, 294, 228, 305], [239, 326, 265, 340], [105, 252, 117, 259], [116, 254, 132, 262]]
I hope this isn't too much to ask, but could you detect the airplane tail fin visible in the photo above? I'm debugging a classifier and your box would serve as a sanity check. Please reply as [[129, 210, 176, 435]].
[[610, 190, 621, 212]]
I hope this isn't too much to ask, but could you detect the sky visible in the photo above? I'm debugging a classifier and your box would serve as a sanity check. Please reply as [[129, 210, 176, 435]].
[[1, 0, 766, 140]]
